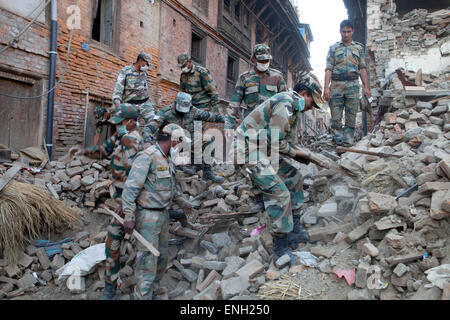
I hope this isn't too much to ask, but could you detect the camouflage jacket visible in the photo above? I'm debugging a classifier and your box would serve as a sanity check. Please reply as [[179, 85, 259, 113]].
[[112, 65, 150, 105], [148, 104, 230, 140], [122, 144, 187, 221], [86, 129, 143, 188], [230, 68, 287, 111], [236, 91, 304, 163], [180, 64, 219, 108], [325, 41, 367, 77]]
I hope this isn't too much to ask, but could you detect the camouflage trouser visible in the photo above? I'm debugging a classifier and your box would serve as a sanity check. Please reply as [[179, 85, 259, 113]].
[[104, 187, 124, 284], [244, 157, 303, 234], [133, 100, 155, 142], [329, 80, 360, 141], [134, 208, 169, 300]]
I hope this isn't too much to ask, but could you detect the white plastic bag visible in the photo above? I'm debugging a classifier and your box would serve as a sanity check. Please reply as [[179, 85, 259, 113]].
[[424, 264, 450, 289], [56, 243, 106, 280]]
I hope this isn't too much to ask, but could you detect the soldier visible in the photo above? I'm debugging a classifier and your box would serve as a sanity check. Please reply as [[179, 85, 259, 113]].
[[230, 43, 287, 122], [177, 53, 220, 112], [235, 73, 329, 261], [229, 43, 287, 212], [113, 52, 156, 145], [76, 104, 143, 300], [324, 19, 372, 147], [148, 92, 231, 183], [121, 124, 193, 300]]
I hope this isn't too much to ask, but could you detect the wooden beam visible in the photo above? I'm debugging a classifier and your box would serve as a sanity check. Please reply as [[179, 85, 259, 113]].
[[256, 3, 270, 17], [0, 163, 23, 192]]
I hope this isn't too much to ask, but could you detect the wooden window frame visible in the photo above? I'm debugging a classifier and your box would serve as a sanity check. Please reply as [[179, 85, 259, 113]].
[[90, 0, 121, 53]]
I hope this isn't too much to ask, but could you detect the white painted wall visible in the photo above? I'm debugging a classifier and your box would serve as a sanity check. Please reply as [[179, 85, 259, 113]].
[[0, 0, 46, 23], [385, 47, 450, 76]]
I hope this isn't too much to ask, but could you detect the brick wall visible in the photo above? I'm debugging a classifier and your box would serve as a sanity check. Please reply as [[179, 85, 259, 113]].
[[205, 37, 227, 98], [51, 0, 161, 158]]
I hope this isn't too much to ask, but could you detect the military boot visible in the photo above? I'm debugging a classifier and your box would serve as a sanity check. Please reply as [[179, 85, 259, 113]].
[[273, 234, 297, 265], [202, 166, 224, 183], [331, 128, 343, 146], [287, 214, 310, 249], [343, 127, 355, 147], [99, 281, 118, 300]]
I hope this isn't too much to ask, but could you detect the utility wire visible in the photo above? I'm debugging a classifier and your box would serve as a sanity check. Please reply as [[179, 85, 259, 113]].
[[0, 0, 51, 55], [0, 24, 73, 99]]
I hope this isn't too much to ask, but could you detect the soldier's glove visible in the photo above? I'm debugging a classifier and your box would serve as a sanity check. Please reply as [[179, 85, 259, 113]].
[[123, 215, 135, 234], [114, 205, 124, 218]]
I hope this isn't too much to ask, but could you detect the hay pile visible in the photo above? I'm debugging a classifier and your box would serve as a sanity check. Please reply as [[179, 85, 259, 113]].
[[257, 275, 315, 300], [0, 181, 81, 263]]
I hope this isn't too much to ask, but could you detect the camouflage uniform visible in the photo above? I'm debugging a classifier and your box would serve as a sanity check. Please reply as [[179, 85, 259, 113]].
[[122, 140, 189, 300], [326, 41, 366, 143], [230, 44, 287, 121], [235, 91, 307, 234], [86, 105, 143, 285], [230, 68, 287, 119], [148, 100, 230, 170], [178, 54, 219, 111], [113, 54, 156, 143]]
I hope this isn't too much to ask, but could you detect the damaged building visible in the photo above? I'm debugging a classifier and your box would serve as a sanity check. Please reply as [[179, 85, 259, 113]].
[[0, 0, 312, 159], [0, 0, 449, 302]]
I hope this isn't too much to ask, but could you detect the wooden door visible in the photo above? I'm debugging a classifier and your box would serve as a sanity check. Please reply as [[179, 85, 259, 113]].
[[0, 78, 42, 151]]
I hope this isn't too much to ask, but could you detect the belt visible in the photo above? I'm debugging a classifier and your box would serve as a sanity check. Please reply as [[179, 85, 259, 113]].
[[127, 97, 149, 104], [331, 74, 359, 81], [137, 205, 166, 211]]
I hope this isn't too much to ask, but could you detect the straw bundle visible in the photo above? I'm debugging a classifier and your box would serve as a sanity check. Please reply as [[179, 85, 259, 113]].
[[0, 181, 81, 263], [257, 275, 314, 300]]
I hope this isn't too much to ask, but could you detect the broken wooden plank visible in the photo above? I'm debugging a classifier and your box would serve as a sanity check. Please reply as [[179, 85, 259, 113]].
[[387, 252, 425, 268], [0, 163, 23, 192], [99, 205, 160, 257], [199, 211, 257, 221]]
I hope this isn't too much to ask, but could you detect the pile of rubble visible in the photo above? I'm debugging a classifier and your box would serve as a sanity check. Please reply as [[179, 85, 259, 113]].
[[367, 3, 450, 89]]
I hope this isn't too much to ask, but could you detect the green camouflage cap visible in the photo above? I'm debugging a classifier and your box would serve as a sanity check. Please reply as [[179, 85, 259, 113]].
[[175, 92, 192, 113], [138, 52, 155, 68], [109, 103, 139, 124], [298, 72, 325, 109], [177, 53, 191, 67], [253, 44, 272, 61]]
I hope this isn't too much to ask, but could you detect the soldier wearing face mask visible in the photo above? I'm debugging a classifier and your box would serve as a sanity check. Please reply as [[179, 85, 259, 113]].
[[112, 52, 156, 145], [177, 53, 220, 112], [76, 104, 143, 299], [229, 44, 287, 125], [147, 92, 231, 183]]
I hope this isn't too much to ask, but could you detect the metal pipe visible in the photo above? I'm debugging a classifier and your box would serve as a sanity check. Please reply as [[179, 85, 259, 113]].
[[45, 0, 57, 159]]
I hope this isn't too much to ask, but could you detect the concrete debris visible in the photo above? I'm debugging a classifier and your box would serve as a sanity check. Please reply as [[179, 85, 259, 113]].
[[1, 4, 450, 302]]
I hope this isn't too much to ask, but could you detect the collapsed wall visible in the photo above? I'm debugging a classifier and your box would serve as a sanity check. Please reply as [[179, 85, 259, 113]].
[[366, 1, 450, 91]]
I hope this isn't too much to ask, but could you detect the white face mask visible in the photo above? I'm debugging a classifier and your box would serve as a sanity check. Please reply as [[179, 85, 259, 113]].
[[256, 62, 270, 72], [169, 146, 178, 159], [181, 66, 191, 74], [140, 65, 149, 72]]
